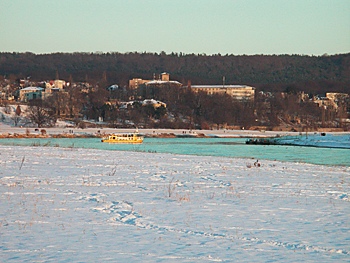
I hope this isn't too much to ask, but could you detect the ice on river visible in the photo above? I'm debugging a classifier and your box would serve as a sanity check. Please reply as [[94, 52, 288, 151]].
[[0, 145, 349, 262]]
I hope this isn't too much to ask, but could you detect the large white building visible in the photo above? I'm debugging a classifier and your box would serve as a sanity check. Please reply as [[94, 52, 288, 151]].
[[129, 73, 255, 101], [190, 84, 255, 101]]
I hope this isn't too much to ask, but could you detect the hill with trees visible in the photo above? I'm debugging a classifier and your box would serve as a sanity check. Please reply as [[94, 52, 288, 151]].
[[0, 52, 349, 94]]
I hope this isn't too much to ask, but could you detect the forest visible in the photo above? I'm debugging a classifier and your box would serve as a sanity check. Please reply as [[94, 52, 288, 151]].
[[1, 52, 349, 94]]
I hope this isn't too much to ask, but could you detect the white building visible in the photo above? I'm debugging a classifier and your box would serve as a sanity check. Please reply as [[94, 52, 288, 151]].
[[190, 84, 255, 101]]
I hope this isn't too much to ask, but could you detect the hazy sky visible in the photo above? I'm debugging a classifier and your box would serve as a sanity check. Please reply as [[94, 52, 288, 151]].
[[1, 0, 349, 55]]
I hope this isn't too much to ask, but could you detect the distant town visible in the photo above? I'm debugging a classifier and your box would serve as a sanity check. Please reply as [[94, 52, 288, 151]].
[[0, 50, 349, 132], [0, 70, 349, 132]]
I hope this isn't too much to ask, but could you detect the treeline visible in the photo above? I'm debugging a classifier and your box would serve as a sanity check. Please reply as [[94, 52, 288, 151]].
[[1, 52, 349, 94]]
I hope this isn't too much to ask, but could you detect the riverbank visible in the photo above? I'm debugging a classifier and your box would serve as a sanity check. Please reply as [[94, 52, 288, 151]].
[[0, 122, 328, 139]]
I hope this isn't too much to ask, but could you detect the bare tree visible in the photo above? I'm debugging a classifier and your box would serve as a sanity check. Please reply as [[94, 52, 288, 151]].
[[67, 85, 84, 119], [13, 105, 21, 126], [47, 91, 68, 116], [84, 86, 109, 121], [26, 99, 56, 127]]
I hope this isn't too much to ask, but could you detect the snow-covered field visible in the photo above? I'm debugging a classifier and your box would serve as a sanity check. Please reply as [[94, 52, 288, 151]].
[[0, 145, 349, 262]]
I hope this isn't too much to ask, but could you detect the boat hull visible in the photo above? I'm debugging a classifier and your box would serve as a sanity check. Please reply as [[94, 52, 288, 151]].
[[101, 133, 144, 144], [101, 139, 143, 144]]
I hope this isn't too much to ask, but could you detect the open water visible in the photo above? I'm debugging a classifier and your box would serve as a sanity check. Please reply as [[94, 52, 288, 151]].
[[0, 137, 349, 166]]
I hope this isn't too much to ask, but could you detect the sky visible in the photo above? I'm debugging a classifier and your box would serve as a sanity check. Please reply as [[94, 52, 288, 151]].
[[0, 0, 349, 55]]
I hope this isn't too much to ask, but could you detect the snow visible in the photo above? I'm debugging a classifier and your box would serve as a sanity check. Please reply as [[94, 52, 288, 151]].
[[190, 85, 252, 89], [0, 105, 30, 127], [0, 145, 349, 262], [20, 87, 44, 91], [145, 80, 182, 85]]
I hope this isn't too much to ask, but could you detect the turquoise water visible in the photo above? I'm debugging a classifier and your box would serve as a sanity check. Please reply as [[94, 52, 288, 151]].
[[1, 137, 349, 166]]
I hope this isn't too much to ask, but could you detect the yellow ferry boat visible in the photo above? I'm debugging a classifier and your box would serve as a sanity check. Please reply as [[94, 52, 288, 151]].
[[101, 132, 144, 144]]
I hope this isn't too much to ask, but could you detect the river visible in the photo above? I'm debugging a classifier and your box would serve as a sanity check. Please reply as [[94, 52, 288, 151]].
[[0, 137, 349, 166]]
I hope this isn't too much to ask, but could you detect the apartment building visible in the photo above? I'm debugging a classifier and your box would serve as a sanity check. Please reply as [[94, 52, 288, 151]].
[[190, 84, 255, 101]]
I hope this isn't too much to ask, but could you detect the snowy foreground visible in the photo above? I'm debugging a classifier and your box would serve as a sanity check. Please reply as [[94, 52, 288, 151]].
[[0, 146, 349, 262]]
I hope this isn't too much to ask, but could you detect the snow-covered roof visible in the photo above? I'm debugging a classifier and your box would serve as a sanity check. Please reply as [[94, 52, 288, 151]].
[[145, 80, 182, 85], [119, 99, 166, 109], [191, 85, 254, 89], [142, 99, 166, 105], [21, 87, 44, 91], [107, 84, 119, 90]]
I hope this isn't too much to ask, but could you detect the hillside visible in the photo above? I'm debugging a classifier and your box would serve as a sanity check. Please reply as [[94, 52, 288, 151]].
[[1, 52, 349, 94]]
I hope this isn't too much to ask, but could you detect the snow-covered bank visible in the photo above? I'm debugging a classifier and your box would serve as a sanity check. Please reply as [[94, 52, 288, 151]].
[[0, 146, 349, 262], [0, 122, 299, 138], [3, 122, 350, 140]]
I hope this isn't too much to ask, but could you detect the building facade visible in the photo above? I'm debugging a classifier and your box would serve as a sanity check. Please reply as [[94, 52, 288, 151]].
[[19, 87, 44, 102], [129, 78, 151, 89], [129, 72, 180, 89], [190, 85, 255, 101]]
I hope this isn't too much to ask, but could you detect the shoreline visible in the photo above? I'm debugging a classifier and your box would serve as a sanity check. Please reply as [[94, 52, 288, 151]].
[[2, 122, 349, 139]]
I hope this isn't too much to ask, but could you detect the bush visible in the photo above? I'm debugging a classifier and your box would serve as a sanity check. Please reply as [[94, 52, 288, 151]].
[[78, 121, 86, 129]]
